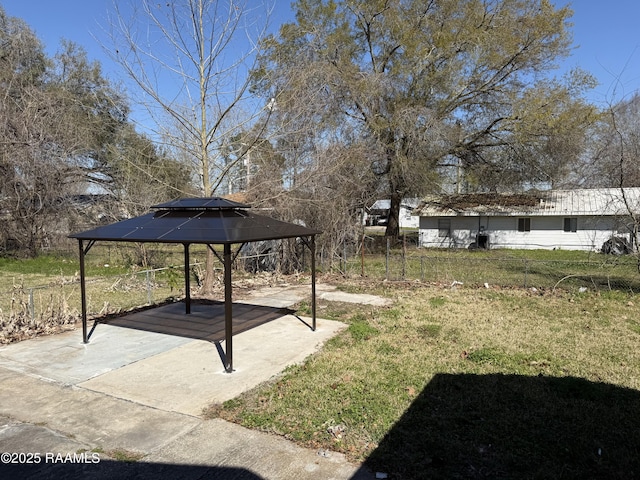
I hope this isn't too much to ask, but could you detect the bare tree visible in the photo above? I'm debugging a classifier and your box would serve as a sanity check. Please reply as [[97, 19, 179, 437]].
[[578, 94, 640, 189], [240, 62, 383, 268], [106, 0, 274, 292], [602, 95, 640, 263]]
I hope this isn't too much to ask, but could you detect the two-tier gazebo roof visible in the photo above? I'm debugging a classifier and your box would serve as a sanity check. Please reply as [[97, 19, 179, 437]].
[[70, 198, 321, 372]]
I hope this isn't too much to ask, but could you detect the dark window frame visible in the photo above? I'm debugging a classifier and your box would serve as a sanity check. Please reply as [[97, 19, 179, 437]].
[[564, 217, 578, 232], [517, 218, 531, 232], [438, 218, 451, 237]]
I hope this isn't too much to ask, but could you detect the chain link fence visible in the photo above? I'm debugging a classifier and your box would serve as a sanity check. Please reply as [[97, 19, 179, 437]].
[[333, 235, 640, 293], [2, 240, 639, 343], [0, 265, 194, 344], [0, 244, 299, 344]]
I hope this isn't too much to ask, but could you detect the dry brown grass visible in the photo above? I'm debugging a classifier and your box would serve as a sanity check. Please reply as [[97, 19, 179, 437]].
[[0, 284, 78, 344]]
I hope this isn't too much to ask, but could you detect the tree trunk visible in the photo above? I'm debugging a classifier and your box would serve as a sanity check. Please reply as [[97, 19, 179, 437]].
[[201, 247, 217, 295], [385, 191, 401, 237]]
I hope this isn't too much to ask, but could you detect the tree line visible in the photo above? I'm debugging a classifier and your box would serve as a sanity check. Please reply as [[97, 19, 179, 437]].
[[0, 7, 194, 257], [1, 1, 638, 267]]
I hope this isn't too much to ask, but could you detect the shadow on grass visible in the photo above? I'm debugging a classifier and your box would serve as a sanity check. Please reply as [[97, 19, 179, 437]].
[[361, 373, 640, 479]]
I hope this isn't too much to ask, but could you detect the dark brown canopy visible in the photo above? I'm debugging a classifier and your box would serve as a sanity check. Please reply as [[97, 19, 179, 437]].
[[70, 198, 320, 372]]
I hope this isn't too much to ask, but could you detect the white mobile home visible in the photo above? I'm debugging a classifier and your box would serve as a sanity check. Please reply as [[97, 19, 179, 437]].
[[365, 198, 421, 228], [415, 188, 640, 252]]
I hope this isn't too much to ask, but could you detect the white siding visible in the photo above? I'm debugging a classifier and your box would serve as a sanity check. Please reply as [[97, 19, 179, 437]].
[[364, 198, 421, 228], [420, 216, 479, 248], [400, 205, 419, 228], [419, 215, 631, 251]]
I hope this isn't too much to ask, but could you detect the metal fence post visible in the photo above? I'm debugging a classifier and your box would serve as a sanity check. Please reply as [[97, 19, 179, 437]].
[[29, 288, 34, 322], [361, 232, 365, 277], [343, 243, 347, 276], [385, 237, 390, 281], [402, 234, 406, 280], [146, 270, 152, 304]]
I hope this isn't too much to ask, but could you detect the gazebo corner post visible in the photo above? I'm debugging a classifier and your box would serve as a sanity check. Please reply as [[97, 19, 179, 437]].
[[311, 235, 317, 332], [78, 239, 89, 344], [224, 243, 234, 373], [183, 243, 191, 314]]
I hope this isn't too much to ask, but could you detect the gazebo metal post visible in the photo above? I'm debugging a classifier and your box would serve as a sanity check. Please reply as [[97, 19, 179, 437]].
[[183, 243, 191, 314], [223, 243, 233, 372], [77, 239, 96, 343], [207, 242, 246, 373], [300, 235, 318, 332], [78, 239, 88, 343], [311, 235, 317, 331]]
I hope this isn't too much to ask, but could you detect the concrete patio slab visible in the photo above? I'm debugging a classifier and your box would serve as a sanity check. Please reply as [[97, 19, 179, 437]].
[[78, 315, 346, 415], [145, 418, 368, 480], [0, 367, 201, 453], [318, 291, 392, 306], [0, 324, 192, 385], [0, 415, 91, 454]]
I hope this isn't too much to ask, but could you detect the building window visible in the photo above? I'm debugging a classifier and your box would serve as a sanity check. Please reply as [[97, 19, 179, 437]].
[[564, 217, 577, 232], [438, 218, 451, 237], [518, 218, 531, 232]]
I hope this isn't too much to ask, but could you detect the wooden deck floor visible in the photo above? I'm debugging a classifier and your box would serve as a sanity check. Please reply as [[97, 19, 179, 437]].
[[102, 300, 295, 343]]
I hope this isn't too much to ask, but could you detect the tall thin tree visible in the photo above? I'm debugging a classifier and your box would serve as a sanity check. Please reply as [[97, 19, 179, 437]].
[[106, 0, 274, 292]]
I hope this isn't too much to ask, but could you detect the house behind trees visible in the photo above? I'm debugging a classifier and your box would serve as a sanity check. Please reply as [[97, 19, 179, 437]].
[[415, 188, 640, 252]]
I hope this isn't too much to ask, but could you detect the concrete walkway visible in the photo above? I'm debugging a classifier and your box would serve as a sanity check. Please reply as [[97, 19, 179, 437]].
[[0, 284, 378, 479]]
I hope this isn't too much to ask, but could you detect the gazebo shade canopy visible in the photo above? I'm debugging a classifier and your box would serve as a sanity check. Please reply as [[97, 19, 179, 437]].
[[69, 198, 321, 373], [70, 197, 320, 244], [154, 197, 252, 210]]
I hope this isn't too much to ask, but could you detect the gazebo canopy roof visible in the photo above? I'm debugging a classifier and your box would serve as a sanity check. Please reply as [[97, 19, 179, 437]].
[[70, 197, 320, 245], [69, 197, 321, 373]]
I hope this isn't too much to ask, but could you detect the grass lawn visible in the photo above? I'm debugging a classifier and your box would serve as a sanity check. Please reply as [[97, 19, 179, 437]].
[[2, 249, 640, 477], [208, 280, 640, 479], [349, 245, 640, 292]]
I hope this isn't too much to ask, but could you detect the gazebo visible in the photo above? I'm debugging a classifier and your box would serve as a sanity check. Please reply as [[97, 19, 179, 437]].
[[69, 197, 321, 373]]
